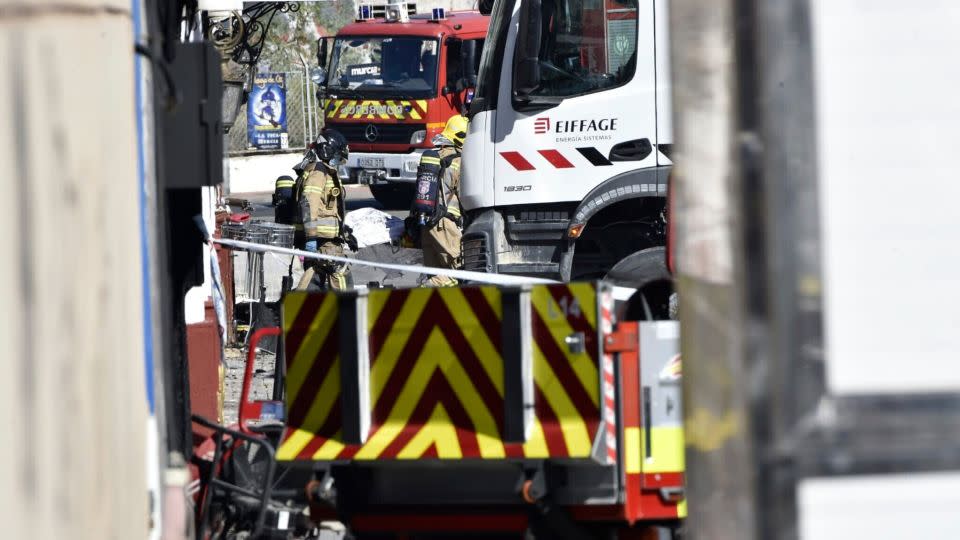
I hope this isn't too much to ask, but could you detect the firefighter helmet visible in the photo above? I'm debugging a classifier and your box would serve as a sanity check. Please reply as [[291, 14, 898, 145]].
[[439, 115, 468, 148], [314, 128, 350, 163]]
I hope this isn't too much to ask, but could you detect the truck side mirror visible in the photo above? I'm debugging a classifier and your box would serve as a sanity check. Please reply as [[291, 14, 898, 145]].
[[317, 38, 329, 69], [513, 0, 542, 97], [445, 36, 463, 89], [478, 0, 495, 15], [310, 67, 327, 86], [460, 39, 479, 88]]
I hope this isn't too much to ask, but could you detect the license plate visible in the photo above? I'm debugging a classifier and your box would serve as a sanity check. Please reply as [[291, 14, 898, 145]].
[[359, 157, 385, 169]]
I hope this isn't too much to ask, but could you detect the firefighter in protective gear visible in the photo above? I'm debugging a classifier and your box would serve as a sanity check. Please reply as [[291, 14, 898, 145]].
[[412, 115, 467, 287], [293, 129, 356, 291]]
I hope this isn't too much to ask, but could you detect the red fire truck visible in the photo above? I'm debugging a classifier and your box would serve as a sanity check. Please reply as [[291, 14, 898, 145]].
[[315, 2, 489, 207]]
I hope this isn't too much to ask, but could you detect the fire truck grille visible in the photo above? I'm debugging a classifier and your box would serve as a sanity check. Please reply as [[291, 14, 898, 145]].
[[325, 122, 426, 145]]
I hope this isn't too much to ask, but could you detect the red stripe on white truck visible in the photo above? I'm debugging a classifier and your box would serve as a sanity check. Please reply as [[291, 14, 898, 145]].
[[537, 149, 575, 168], [499, 151, 536, 171], [500, 148, 612, 170]]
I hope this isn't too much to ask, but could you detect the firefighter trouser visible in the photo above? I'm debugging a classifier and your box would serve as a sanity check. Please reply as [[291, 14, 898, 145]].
[[297, 239, 351, 292], [421, 216, 461, 287]]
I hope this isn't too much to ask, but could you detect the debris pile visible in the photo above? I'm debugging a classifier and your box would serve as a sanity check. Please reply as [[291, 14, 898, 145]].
[[344, 207, 405, 248]]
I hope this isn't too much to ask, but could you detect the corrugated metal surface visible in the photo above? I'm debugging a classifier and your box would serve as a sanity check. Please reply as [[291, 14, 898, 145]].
[[0, 3, 148, 538]]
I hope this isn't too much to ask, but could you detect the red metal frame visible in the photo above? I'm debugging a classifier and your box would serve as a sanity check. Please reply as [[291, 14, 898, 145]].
[[238, 326, 282, 434], [614, 321, 684, 522], [615, 321, 643, 524]]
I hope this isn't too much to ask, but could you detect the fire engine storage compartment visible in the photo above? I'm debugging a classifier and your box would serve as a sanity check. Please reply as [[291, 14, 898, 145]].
[[274, 282, 685, 527]]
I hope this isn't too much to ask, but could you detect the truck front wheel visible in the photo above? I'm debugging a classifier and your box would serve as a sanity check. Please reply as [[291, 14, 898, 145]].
[[604, 246, 674, 321]]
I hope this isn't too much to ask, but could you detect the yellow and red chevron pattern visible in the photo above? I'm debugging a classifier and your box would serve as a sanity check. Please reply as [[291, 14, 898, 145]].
[[323, 99, 428, 121], [277, 284, 603, 462]]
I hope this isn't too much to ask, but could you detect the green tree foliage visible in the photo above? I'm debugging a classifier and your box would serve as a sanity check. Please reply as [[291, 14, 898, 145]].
[[259, 1, 358, 72]]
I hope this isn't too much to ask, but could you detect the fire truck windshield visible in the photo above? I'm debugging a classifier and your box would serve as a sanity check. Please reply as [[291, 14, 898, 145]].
[[328, 36, 440, 99]]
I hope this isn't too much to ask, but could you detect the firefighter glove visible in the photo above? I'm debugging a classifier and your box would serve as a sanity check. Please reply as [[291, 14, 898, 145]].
[[343, 225, 359, 252]]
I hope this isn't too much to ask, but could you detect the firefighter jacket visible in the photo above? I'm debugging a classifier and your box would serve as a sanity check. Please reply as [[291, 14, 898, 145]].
[[437, 146, 461, 224], [294, 163, 345, 241]]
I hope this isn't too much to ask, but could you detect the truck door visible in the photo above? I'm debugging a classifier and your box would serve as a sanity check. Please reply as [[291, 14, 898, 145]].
[[493, 0, 657, 206]]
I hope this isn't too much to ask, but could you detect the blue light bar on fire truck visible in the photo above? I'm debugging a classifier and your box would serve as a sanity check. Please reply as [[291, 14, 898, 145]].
[[432, 8, 446, 20]]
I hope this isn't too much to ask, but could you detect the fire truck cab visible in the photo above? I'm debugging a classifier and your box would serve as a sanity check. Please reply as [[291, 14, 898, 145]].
[[316, 2, 489, 207]]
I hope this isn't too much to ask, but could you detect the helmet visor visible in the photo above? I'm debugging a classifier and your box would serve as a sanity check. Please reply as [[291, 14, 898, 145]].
[[431, 134, 454, 147]]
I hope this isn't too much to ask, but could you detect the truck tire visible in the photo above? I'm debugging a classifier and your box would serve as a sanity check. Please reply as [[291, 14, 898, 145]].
[[370, 184, 414, 210], [604, 246, 674, 321]]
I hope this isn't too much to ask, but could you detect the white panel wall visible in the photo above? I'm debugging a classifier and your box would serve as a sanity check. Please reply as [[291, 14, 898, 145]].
[[812, 0, 960, 393], [227, 151, 304, 194], [800, 473, 960, 540]]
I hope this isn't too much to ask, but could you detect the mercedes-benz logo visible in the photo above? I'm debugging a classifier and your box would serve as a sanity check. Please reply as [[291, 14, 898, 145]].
[[364, 124, 379, 142]]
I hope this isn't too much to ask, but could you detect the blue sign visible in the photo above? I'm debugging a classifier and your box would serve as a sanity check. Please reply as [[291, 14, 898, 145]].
[[248, 72, 288, 150]]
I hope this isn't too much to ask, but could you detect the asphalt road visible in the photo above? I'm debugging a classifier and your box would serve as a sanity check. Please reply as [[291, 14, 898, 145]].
[[226, 185, 423, 289]]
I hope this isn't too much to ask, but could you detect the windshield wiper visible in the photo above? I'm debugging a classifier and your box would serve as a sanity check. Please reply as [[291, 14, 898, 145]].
[[362, 83, 419, 100], [326, 87, 363, 99]]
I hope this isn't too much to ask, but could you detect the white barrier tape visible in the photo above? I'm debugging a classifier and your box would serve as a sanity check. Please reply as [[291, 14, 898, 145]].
[[212, 238, 643, 299], [212, 238, 558, 286]]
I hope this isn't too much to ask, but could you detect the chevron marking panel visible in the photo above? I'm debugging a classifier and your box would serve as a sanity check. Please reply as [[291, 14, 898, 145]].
[[277, 285, 602, 462]]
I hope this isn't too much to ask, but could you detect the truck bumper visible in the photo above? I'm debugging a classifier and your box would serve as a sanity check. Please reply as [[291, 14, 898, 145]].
[[345, 149, 425, 185], [462, 208, 573, 280], [320, 461, 619, 509]]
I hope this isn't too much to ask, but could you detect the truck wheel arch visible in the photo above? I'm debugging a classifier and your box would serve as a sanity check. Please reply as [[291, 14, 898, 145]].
[[606, 246, 674, 321], [560, 165, 672, 280]]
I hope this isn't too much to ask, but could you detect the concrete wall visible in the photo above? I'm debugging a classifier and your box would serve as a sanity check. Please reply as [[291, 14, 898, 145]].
[[227, 151, 303, 194], [0, 1, 148, 538]]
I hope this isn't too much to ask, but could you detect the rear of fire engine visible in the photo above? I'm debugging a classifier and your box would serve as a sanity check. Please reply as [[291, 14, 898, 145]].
[[316, 2, 489, 207], [287, 283, 686, 539], [461, 0, 672, 298], [199, 283, 685, 539]]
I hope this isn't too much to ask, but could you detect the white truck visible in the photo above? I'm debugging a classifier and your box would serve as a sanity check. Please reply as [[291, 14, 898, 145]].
[[462, 0, 672, 310]]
